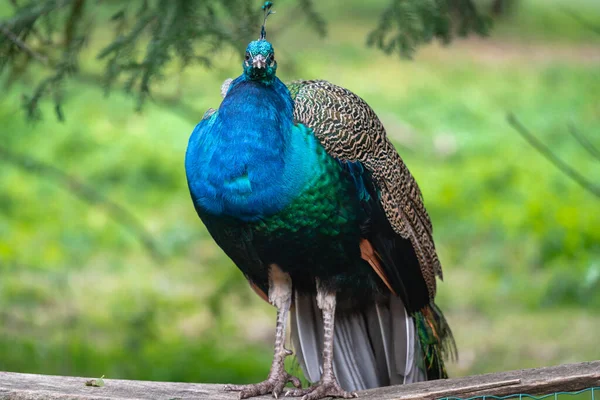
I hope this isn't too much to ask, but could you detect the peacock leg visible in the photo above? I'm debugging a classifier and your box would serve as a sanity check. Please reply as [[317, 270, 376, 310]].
[[285, 280, 358, 400], [225, 265, 301, 399]]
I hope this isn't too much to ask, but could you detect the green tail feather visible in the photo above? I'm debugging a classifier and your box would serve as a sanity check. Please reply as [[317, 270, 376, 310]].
[[414, 303, 457, 380]]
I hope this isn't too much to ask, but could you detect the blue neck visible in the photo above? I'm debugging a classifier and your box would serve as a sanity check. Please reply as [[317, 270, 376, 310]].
[[186, 75, 320, 220]]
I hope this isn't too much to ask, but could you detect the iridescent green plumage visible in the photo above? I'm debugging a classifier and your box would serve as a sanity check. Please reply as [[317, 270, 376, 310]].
[[414, 304, 457, 379], [287, 81, 456, 379], [287, 79, 455, 380], [288, 80, 443, 298], [197, 122, 380, 301]]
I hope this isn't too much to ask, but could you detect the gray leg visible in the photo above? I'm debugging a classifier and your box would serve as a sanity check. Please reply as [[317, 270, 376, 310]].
[[285, 280, 358, 400], [225, 265, 301, 399]]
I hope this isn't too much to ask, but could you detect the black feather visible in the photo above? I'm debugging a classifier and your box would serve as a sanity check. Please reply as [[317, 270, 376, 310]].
[[357, 167, 430, 312]]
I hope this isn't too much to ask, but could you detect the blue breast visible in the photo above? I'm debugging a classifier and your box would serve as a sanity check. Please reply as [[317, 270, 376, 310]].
[[185, 76, 322, 221]]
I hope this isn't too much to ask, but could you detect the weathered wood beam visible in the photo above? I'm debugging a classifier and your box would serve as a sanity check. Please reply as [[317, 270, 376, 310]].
[[366, 360, 600, 400], [0, 361, 598, 400]]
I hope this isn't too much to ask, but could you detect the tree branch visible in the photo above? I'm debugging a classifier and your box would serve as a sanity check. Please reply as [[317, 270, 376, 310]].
[[64, 0, 85, 48], [568, 123, 600, 163], [562, 7, 600, 36], [2, 0, 73, 29], [0, 144, 165, 263], [0, 24, 48, 64], [507, 113, 600, 200], [1, 0, 494, 120]]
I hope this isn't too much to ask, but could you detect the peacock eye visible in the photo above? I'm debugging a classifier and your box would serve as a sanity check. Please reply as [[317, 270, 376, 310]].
[[245, 53, 250, 61]]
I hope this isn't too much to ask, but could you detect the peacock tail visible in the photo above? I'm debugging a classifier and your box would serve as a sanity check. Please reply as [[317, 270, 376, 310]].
[[414, 303, 458, 379]]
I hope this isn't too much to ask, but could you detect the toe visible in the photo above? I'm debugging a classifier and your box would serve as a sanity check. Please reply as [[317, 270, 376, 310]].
[[225, 384, 246, 391], [238, 382, 271, 399], [272, 381, 286, 398], [224, 374, 304, 399], [288, 375, 303, 389], [284, 388, 311, 397], [296, 383, 357, 400]]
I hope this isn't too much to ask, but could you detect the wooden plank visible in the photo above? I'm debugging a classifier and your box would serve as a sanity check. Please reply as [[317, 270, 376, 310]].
[[0, 361, 598, 400]]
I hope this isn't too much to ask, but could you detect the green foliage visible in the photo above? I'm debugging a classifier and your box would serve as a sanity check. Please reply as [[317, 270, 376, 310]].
[[0, 0, 491, 120], [367, 0, 492, 58], [0, 0, 86, 121], [0, 0, 264, 117], [296, 0, 327, 38], [97, 0, 262, 110]]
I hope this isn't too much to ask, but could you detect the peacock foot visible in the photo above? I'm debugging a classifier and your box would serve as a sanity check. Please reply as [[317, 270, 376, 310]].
[[284, 379, 358, 400], [225, 371, 302, 399]]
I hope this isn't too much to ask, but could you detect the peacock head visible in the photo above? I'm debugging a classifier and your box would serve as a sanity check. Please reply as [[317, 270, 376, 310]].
[[243, 1, 277, 83], [243, 40, 277, 82]]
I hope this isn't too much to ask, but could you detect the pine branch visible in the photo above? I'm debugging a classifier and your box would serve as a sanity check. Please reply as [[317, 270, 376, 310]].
[[2, 0, 73, 30], [507, 113, 600, 200], [96, 0, 251, 110], [1, 0, 88, 120], [367, 0, 491, 58], [297, 0, 327, 37], [21, 33, 86, 121], [0, 24, 48, 64], [74, 70, 204, 123], [0, 144, 165, 264], [451, 0, 491, 36], [490, 0, 517, 17], [64, 0, 85, 48], [1, 0, 497, 119]]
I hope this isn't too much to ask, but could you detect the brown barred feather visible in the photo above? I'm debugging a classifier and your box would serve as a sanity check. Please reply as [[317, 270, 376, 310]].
[[359, 238, 397, 296], [288, 80, 442, 298], [249, 280, 269, 303]]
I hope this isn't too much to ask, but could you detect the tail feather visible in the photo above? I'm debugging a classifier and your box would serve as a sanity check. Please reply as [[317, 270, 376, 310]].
[[373, 301, 394, 382], [389, 296, 412, 380], [332, 312, 375, 390], [291, 292, 425, 392], [291, 294, 322, 383], [414, 303, 457, 380]]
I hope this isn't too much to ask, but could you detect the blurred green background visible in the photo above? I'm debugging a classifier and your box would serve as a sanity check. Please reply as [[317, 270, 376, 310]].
[[1, 0, 599, 385]]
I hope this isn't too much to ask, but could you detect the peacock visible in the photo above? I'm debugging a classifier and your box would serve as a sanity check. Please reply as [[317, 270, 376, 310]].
[[184, 3, 456, 399]]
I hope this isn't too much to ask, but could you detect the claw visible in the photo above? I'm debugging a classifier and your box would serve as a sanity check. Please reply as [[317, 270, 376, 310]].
[[224, 372, 303, 399], [285, 380, 357, 400]]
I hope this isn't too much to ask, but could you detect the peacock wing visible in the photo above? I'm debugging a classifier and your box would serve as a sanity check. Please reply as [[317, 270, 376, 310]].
[[287, 79, 442, 300]]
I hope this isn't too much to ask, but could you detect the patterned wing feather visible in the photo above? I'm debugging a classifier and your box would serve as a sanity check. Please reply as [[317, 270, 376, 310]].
[[288, 80, 442, 299]]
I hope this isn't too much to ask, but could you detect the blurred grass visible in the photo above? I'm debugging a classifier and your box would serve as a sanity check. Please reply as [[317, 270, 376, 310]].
[[1, 0, 599, 386]]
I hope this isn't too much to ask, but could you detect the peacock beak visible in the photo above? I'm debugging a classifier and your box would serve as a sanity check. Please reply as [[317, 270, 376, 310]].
[[252, 54, 267, 69]]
